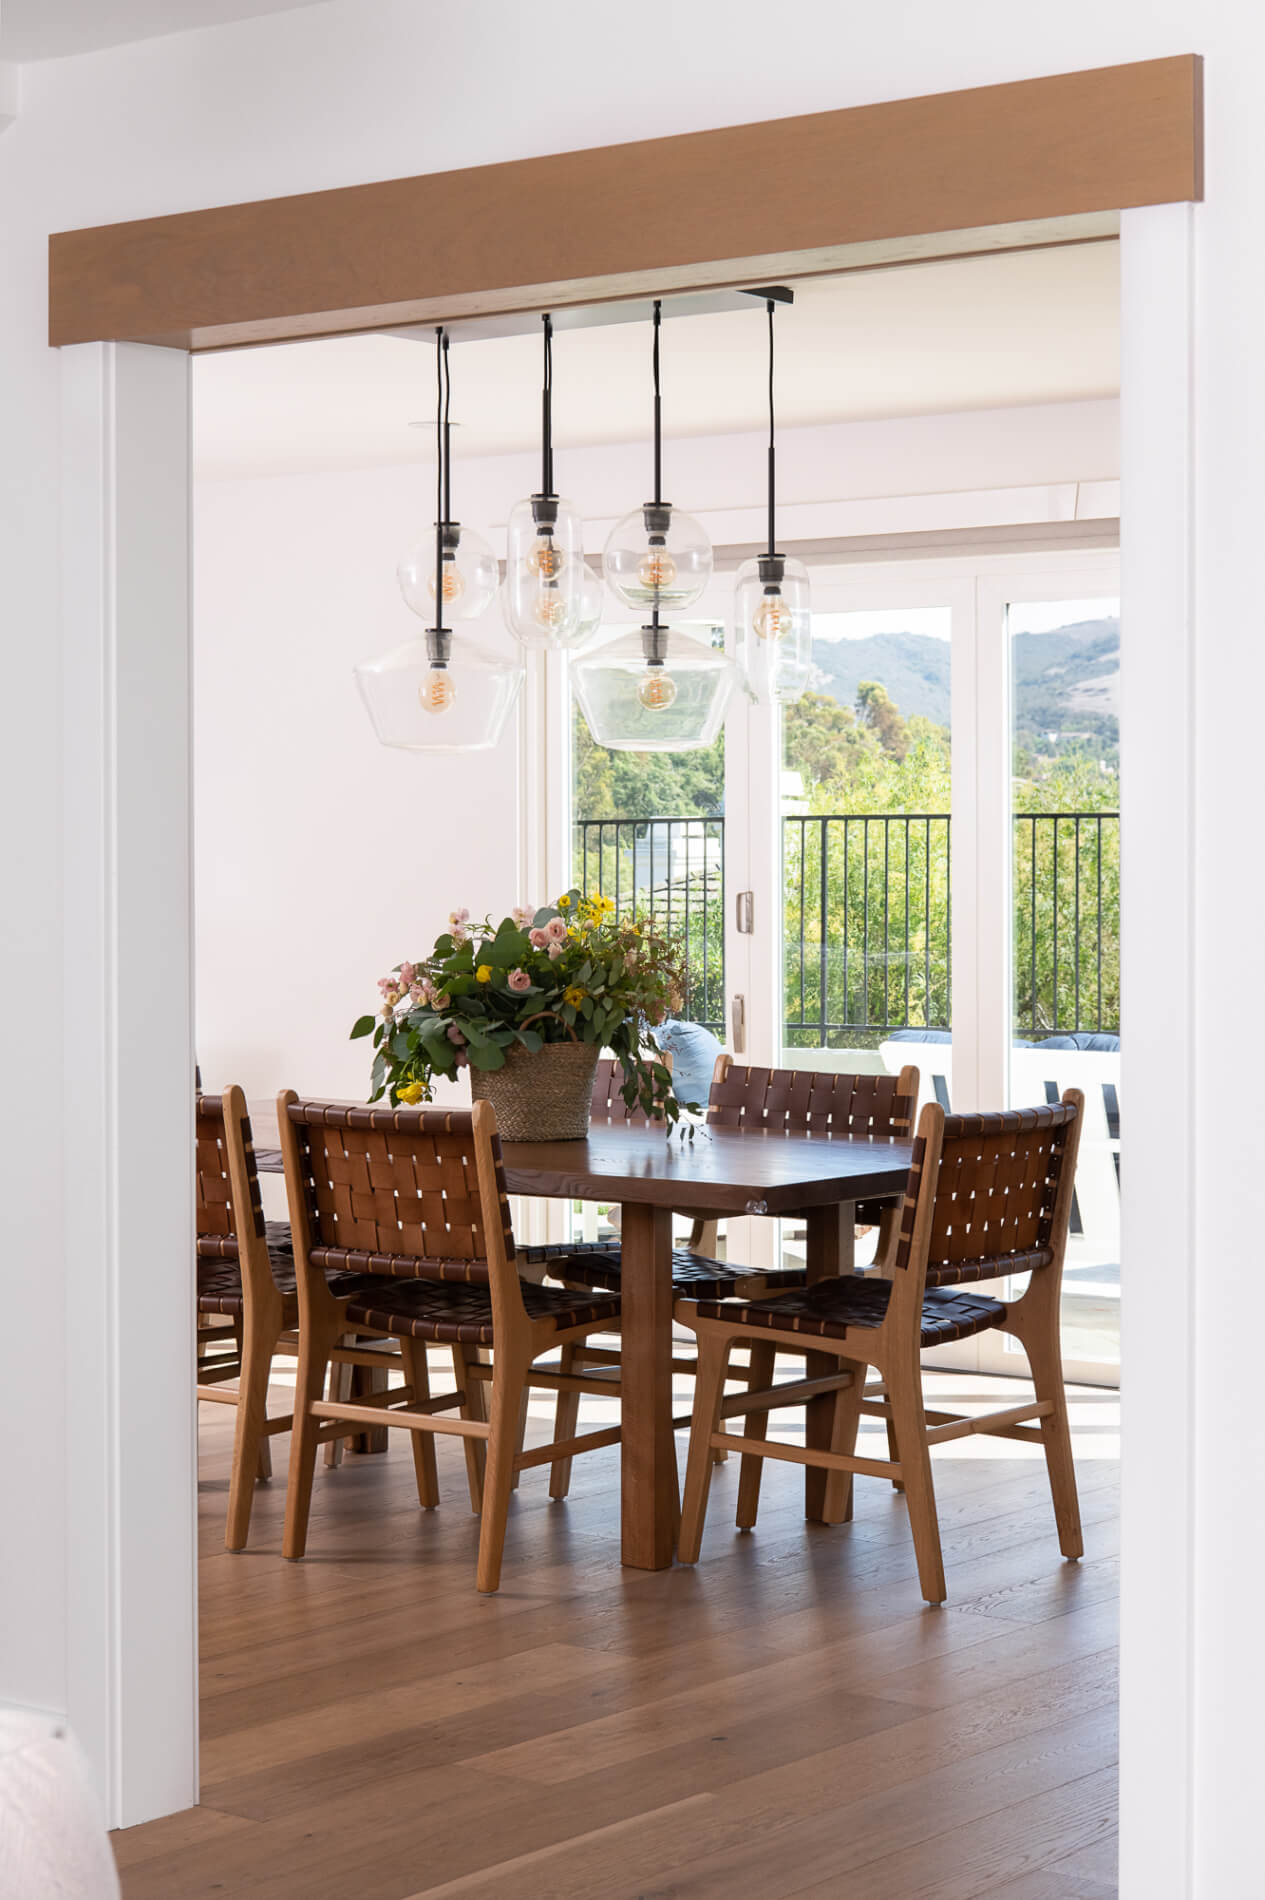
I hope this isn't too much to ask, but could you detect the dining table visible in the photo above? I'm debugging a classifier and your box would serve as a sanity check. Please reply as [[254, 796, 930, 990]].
[[250, 1100, 913, 1571], [499, 1122, 914, 1571]]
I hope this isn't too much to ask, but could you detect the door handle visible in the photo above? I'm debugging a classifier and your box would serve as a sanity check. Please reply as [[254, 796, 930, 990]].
[[730, 993, 746, 1054], [735, 891, 754, 934]]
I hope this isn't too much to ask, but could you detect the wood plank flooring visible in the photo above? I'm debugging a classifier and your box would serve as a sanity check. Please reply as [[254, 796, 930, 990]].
[[114, 1364, 1119, 1899]]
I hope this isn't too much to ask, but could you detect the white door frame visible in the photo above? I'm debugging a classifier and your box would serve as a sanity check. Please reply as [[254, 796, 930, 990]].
[[60, 206, 1198, 1898]]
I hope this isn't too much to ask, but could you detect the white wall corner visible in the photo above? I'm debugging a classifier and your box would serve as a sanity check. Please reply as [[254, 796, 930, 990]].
[[0, 63, 20, 130]]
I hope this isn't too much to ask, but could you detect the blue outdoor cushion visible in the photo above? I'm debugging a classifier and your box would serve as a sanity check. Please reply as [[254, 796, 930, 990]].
[[652, 1019, 724, 1109]]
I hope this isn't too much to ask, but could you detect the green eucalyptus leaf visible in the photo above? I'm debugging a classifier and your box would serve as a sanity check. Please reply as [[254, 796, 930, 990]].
[[466, 1040, 507, 1073], [350, 1014, 375, 1040]]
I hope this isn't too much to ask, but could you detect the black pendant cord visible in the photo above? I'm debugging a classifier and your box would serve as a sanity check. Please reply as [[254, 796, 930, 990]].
[[434, 325, 445, 641], [766, 297, 777, 562], [541, 313, 554, 498], [652, 298, 663, 508], [442, 329, 453, 526]]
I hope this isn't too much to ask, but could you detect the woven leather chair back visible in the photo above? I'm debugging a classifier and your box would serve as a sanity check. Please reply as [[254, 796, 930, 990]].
[[590, 1054, 672, 1124], [895, 1098, 1082, 1279], [196, 1092, 266, 1254], [707, 1063, 917, 1140], [282, 1101, 516, 1285]]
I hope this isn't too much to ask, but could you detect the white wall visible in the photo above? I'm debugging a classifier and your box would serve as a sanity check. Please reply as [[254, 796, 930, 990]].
[[194, 401, 1118, 1106], [3, 3, 1264, 1887]]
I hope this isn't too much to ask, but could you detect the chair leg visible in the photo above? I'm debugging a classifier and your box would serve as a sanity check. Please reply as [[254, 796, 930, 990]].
[[476, 1348, 530, 1594], [1020, 1312, 1083, 1560], [822, 1360, 865, 1526], [225, 1306, 277, 1552], [324, 1335, 355, 1468], [510, 1381, 530, 1492], [549, 1342, 581, 1500], [282, 1314, 339, 1561], [399, 1338, 439, 1510], [735, 1342, 777, 1530], [452, 1344, 486, 1513], [678, 1332, 732, 1563], [885, 1355, 946, 1606]]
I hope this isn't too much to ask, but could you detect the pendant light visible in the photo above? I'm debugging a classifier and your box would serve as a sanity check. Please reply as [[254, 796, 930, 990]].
[[397, 333, 499, 621], [603, 301, 713, 610], [503, 314, 594, 650], [355, 332, 522, 753], [736, 294, 812, 703], [575, 301, 735, 752]]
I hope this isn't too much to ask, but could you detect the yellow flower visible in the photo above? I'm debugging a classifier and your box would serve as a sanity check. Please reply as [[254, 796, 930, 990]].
[[557, 893, 571, 910], [475, 965, 493, 983], [563, 985, 586, 1008], [396, 1081, 425, 1105]]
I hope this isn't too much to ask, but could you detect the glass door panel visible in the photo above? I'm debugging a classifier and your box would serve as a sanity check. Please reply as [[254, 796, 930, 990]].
[[994, 586, 1121, 1383], [771, 583, 963, 1275]]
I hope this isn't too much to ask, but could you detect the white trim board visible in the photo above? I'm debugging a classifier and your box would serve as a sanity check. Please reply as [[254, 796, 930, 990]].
[[61, 342, 198, 1828]]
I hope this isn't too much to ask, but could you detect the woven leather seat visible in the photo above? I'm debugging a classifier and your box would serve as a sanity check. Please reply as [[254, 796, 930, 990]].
[[690, 1274, 1005, 1348], [339, 1274, 620, 1347], [196, 1221, 370, 1316], [526, 1242, 810, 1303]]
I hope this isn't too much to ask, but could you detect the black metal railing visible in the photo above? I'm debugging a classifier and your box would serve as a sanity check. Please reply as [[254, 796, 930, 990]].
[[575, 809, 1119, 1048], [783, 814, 952, 1048], [573, 817, 725, 1030], [1013, 812, 1119, 1037]]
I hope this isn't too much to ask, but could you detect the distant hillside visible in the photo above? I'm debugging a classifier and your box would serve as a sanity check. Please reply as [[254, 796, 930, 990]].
[[811, 617, 1119, 741]]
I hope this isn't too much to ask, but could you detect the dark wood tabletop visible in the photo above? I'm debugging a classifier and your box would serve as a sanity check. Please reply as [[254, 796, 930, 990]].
[[500, 1123, 915, 1214]]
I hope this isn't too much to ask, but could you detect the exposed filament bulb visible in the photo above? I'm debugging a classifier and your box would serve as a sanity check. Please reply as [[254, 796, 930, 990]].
[[532, 588, 569, 631], [638, 548, 677, 591], [754, 591, 793, 640], [527, 538, 566, 580], [637, 669, 677, 712], [427, 560, 466, 605], [418, 669, 457, 714]]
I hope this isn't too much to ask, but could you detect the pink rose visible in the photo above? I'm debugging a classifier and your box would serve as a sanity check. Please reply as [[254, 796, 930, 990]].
[[507, 969, 531, 992], [409, 983, 424, 1003], [446, 1024, 466, 1045], [454, 1048, 469, 1069], [547, 940, 565, 961], [377, 976, 395, 994], [529, 927, 549, 949], [399, 962, 415, 984], [545, 917, 568, 943]]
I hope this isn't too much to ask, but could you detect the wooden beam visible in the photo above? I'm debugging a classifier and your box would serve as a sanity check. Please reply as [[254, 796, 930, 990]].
[[49, 57, 1201, 351]]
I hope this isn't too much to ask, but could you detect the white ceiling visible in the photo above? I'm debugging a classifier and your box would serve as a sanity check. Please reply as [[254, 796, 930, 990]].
[[193, 242, 1120, 482], [0, 0, 328, 61]]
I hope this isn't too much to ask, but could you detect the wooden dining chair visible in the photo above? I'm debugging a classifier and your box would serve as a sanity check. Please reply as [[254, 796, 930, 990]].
[[675, 1092, 1085, 1605], [195, 1085, 401, 1549], [277, 1095, 626, 1592]]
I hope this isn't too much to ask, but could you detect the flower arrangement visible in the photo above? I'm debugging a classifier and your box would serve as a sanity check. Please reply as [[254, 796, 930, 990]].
[[351, 890, 695, 1127]]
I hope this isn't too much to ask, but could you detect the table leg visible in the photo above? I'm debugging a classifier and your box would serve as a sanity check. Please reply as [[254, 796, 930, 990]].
[[618, 1200, 677, 1570], [804, 1202, 855, 1523]]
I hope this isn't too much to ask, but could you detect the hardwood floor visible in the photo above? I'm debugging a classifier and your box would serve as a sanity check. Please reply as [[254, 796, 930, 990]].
[[114, 1363, 1119, 1899]]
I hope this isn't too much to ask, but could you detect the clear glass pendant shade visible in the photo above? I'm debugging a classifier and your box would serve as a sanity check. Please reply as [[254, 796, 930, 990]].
[[736, 554, 813, 703], [354, 623, 523, 753], [603, 503, 713, 612], [572, 621, 737, 753], [398, 522, 500, 622], [503, 494, 590, 649]]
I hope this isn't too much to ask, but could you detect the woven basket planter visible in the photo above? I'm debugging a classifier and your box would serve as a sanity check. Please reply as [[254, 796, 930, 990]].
[[470, 1038, 599, 1141]]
